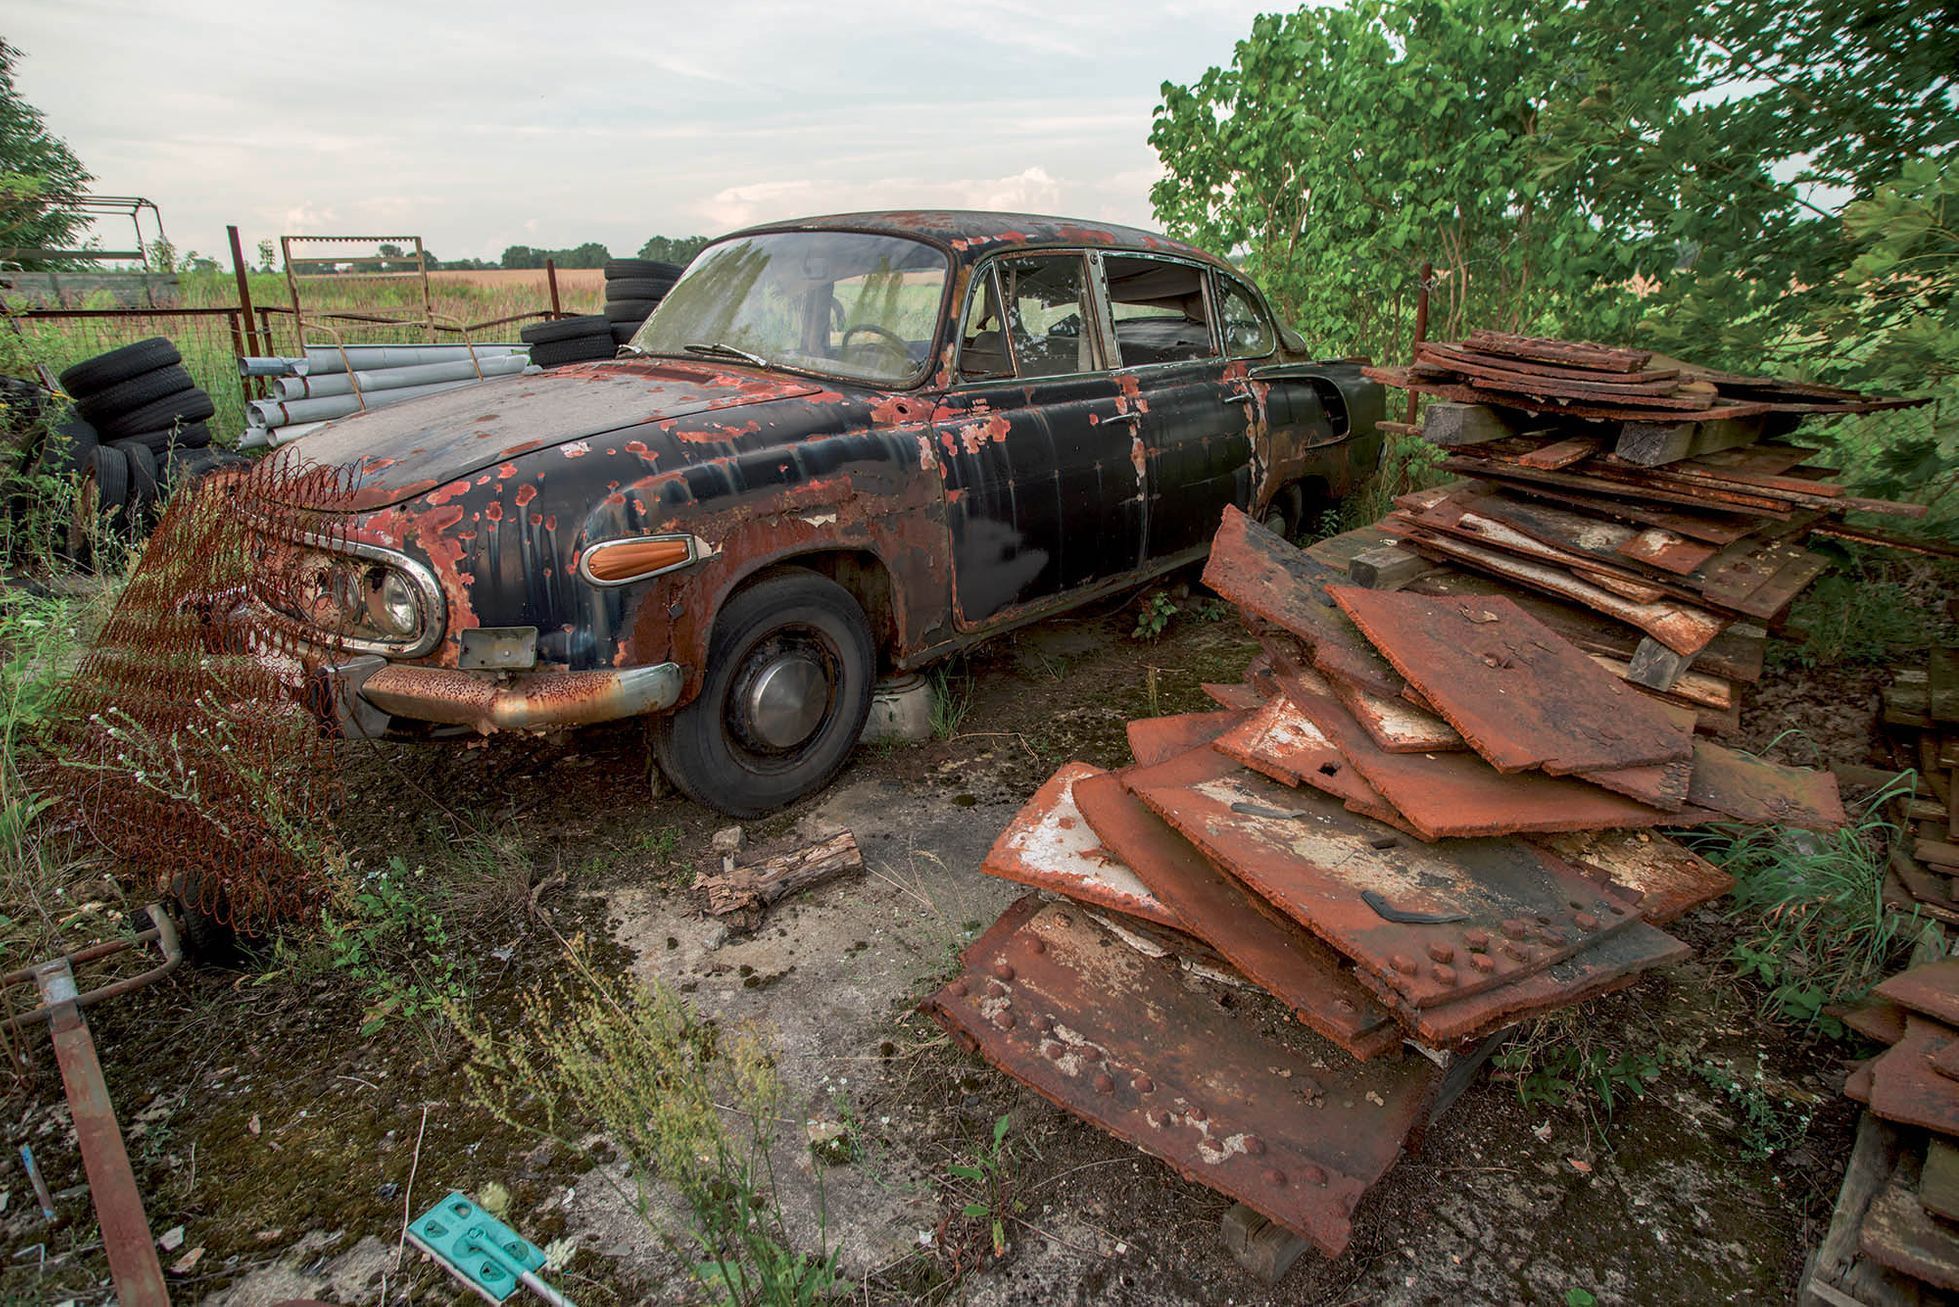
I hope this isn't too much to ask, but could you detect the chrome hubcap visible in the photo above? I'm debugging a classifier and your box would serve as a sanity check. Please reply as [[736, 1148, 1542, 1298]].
[[742, 653, 828, 749]]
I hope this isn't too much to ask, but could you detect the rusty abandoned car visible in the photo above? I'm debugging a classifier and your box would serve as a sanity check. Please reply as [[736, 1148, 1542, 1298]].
[[244, 211, 1384, 815]]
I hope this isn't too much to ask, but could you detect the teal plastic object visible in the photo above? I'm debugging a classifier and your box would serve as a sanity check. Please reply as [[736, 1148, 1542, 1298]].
[[407, 1191, 549, 1304]]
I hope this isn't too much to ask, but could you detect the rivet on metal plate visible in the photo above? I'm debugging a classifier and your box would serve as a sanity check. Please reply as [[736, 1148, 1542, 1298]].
[[993, 962, 1016, 981], [1428, 943, 1455, 963], [1093, 1073, 1115, 1094]]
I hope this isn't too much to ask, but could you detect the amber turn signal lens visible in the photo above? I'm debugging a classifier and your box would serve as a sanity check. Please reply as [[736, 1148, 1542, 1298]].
[[583, 536, 693, 582]]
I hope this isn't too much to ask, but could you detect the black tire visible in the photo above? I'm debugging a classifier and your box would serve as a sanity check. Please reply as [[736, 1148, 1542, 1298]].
[[611, 321, 641, 346], [75, 365, 196, 424], [521, 314, 611, 346], [120, 421, 212, 455], [605, 258, 683, 282], [165, 873, 246, 964], [97, 389, 216, 440], [529, 337, 616, 368], [34, 417, 98, 476], [57, 338, 181, 398], [653, 569, 876, 818], [77, 443, 131, 542], [604, 298, 659, 323], [113, 440, 160, 524], [604, 276, 677, 301]]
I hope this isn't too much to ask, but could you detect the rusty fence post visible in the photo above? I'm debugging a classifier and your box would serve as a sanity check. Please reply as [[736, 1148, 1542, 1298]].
[[227, 225, 262, 358], [1403, 260, 1433, 427], [545, 258, 562, 319]]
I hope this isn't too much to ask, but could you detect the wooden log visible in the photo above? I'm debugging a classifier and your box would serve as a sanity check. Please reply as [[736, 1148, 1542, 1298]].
[[1221, 1204, 1312, 1284], [1421, 402, 1523, 447], [696, 830, 863, 926], [1614, 416, 1766, 467], [1348, 544, 1432, 590], [1917, 839, 1959, 871]]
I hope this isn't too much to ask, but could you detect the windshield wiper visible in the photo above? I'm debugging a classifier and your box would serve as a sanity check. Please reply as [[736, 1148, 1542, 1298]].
[[683, 341, 767, 367]]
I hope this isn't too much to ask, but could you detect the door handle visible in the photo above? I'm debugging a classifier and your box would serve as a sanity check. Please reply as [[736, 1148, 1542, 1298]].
[[1221, 388, 1255, 405], [1103, 411, 1141, 426]]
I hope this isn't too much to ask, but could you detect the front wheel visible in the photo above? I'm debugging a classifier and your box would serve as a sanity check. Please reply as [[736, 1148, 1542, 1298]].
[[652, 569, 876, 818]]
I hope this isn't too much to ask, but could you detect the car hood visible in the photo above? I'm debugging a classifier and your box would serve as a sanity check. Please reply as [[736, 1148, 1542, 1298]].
[[265, 360, 825, 510]]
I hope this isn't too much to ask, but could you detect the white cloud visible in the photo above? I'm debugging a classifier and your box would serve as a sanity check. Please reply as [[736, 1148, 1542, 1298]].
[[6, 0, 1271, 262]]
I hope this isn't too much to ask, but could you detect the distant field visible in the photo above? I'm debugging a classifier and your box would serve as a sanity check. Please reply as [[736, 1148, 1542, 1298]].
[[429, 267, 606, 295]]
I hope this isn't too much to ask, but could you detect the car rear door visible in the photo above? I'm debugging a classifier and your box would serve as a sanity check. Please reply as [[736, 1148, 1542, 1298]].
[[1097, 251, 1255, 563], [933, 253, 1147, 628]]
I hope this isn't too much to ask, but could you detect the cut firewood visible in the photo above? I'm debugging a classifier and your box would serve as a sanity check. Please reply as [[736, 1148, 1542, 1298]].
[[696, 829, 864, 927]]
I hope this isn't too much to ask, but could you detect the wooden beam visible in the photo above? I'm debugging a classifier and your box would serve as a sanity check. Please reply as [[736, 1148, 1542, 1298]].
[[1421, 402, 1523, 447], [1614, 416, 1766, 467]]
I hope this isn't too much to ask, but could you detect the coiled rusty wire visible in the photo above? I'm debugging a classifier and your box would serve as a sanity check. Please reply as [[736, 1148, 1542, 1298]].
[[38, 454, 367, 932]]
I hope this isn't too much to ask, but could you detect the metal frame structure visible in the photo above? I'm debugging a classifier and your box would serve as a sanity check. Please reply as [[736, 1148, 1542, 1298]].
[[0, 195, 167, 268]]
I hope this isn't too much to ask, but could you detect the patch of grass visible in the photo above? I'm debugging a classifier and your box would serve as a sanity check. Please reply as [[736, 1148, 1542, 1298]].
[[1768, 568, 1927, 669], [1692, 784, 1931, 1030], [1494, 1007, 1668, 1117], [939, 1113, 1020, 1270], [1331, 430, 1445, 533], [929, 663, 974, 740], [1693, 1058, 1814, 1161], [300, 855, 473, 1037], [458, 943, 838, 1306]]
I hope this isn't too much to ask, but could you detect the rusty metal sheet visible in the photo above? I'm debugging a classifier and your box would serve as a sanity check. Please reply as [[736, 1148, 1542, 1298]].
[[1202, 682, 1266, 711], [1211, 692, 1415, 832], [1437, 452, 1791, 519], [1474, 479, 1761, 545], [1127, 709, 1249, 769], [1832, 996, 1908, 1047], [1686, 741, 1848, 831], [1070, 769, 1402, 1060], [1329, 587, 1695, 775], [1615, 527, 1719, 576], [1875, 961, 1959, 1027], [1370, 366, 1772, 424], [922, 895, 1440, 1257], [1695, 538, 1832, 619], [1577, 757, 1692, 812], [1323, 667, 1466, 753], [1844, 1057, 1875, 1102], [1461, 330, 1654, 373], [1281, 675, 1686, 838], [1204, 506, 1404, 698], [1399, 529, 1731, 656], [1528, 830, 1733, 924], [1372, 919, 1690, 1047], [1866, 1017, 1959, 1137], [1122, 745, 1646, 1011], [1516, 436, 1604, 469], [980, 762, 1185, 930]]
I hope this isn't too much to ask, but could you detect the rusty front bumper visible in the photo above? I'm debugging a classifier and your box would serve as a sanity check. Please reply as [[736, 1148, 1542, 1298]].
[[323, 655, 684, 736]]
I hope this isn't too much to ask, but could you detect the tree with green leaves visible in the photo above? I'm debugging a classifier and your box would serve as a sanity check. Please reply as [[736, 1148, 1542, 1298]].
[[0, 41, 92, 268], [637, 234, 709, 267]]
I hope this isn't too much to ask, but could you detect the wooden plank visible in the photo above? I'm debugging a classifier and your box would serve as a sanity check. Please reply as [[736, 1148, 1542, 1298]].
[[1516, 435, 1603, 469], [1922, 840, 1959, 871], [1615, 416, 1769, 466], [1799, 1113, 1912, 1307], [1929, 648, 1959, 725], [1862, 1153, 1959, 1291], [1348, 543, 1432, 590], [1421, 401, 1527, 447], [1626, 637, 1694, 692], [1462, 329, 1653, 373], [1920, 1140, 1959, 1223]]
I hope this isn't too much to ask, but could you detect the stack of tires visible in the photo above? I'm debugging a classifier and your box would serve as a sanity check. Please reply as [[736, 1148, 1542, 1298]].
[[49, 338, 247, 543], [519, 314, 616, 368], [602, 258, 681, 347]]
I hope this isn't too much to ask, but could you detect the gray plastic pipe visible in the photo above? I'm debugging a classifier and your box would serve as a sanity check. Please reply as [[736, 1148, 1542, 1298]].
[[274, 352, 530, 400], [250, 377, 485, 428]]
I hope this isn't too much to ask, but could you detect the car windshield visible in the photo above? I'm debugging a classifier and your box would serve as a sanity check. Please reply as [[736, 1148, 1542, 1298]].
[[631, 231, 950, 385]]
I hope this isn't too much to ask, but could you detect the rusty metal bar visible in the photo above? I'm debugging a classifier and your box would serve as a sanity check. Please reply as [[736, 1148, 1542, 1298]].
[[3, 909, 182, 1033], [546, 258, 562, 318], [227, 224, 263, 358]]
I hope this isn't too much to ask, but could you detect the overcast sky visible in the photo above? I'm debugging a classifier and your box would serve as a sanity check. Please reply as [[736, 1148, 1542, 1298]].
[[9, 1, 1274, 264]]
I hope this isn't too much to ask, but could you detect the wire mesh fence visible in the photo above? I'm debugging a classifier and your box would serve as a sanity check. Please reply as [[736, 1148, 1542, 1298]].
[[12, 307, 256, 440]]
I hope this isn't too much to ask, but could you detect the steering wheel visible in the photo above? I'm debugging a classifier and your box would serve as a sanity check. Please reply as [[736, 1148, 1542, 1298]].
[[840, 323, 908, 353]]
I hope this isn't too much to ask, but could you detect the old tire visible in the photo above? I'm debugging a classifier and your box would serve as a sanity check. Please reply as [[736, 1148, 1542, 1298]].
[[112, 440, 160, 525], [529, 337, 615, 368], [34, 417, 98, 476], [98, 388, 216, 439], [521, 314, 611, 346], [121, 421, 212, 455], [653, 569, 876, 818], [75, 365, 196, 424], [610, 321, 642, 346], [605, 258, 683, 282], [57, 338, 181, 398], [603, 276, 676, 301], [604, 298, 659, 323]]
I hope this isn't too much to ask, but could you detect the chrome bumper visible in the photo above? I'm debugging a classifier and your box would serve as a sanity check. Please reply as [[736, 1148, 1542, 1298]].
[[321, 656, 685, 737]]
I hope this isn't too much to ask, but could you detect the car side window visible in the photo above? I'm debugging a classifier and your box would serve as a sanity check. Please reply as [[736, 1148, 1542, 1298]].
[[1104, 255, 1216, 367], [998, 255, 1097, 379], [1218, 276, 1276, 359], [956, 266, 1014, 381]]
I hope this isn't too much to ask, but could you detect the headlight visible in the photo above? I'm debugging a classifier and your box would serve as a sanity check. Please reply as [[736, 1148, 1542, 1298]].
[[366, 567, 421, 638]]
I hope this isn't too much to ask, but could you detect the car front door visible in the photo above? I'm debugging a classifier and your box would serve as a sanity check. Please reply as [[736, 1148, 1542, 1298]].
[[1098, 251, 1256, 563], [933, 253, 1147, 628]]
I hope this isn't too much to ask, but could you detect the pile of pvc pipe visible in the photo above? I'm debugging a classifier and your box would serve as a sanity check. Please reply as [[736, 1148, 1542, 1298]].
[[235, 343, 537, 449]]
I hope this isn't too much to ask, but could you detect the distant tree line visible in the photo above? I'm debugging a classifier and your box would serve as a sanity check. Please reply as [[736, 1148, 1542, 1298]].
[[430, 235, 710, 272]]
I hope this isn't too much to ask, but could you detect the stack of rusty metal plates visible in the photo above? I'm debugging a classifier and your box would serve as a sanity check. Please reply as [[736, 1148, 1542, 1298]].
[[1812, 960, 1959, 1299], [1882, 648, 1959, 923], [921, 504, 1859, 1260]]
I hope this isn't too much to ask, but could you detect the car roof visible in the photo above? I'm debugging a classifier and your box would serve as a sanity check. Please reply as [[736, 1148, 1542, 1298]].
[[721, 210, 1231, 269]]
